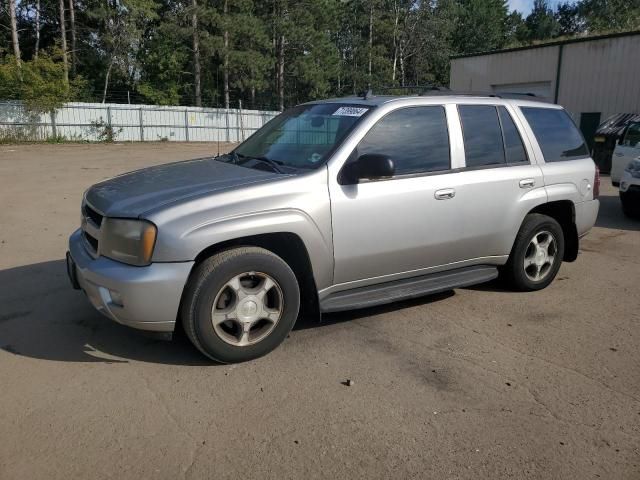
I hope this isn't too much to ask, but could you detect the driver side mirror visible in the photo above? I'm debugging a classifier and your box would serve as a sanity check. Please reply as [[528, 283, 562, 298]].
[[339, 153, 395, 185]]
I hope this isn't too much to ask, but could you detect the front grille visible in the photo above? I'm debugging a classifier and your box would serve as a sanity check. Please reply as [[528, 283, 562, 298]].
[[84, 231, 99, 252], [81, 201, 103, 257], [83, 203, 103, 227]]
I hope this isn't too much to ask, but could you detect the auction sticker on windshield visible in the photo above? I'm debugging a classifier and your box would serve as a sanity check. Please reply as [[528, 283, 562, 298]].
[[332, 106, 369, 117]]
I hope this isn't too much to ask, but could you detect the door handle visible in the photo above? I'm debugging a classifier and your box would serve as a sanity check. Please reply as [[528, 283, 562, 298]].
[[434, 188, 455, 200], [519, 178, 535, 189]]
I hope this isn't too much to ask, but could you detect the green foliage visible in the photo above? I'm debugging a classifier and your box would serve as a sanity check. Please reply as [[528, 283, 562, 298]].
[[579, 0, 640, 32], [1, 0, 639, 109], [453, 0, 509, 54], [0, 51, 85, 112], [89, 118, 122, 142], [525, 0, 559, 41]]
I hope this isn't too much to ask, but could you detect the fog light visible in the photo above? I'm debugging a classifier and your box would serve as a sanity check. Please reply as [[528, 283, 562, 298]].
[[109, 289, 124, 307]]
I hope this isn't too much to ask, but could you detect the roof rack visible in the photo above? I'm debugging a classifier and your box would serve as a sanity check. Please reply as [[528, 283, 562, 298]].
[[358, 85, 451, 99], [355, 87, 551, 103]]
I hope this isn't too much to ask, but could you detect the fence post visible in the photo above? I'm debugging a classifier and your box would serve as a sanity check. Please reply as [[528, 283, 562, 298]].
[[224, 107, 230, 143], [106, 106, 112, 131], [139, 108, 144, 141], [184, 109, 189, 142], [50, 110, 57, 139], [238, 100, 245, 141]]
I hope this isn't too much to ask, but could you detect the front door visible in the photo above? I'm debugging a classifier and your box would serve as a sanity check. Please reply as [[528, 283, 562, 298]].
[[329, 105, 465, 286]]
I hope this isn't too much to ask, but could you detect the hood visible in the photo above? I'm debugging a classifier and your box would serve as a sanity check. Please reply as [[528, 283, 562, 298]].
[[85, 157, 282, 217]]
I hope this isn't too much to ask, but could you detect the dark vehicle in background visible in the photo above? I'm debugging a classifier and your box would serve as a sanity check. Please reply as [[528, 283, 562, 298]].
[[592, 113, 640, 174]]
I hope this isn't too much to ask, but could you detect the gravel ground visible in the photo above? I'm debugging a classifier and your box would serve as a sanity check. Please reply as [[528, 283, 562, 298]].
[[0, 143, 638, 479]]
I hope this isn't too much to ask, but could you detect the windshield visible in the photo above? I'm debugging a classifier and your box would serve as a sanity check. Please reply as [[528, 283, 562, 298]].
[[231, 103, 372, 171]]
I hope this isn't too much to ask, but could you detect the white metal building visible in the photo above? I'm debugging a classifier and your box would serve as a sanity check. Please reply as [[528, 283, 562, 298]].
[[449, 31, 640, 149]]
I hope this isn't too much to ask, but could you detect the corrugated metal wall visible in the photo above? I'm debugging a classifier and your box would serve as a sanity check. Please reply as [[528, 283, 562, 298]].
[[450, 33, 640, 121], [558, 35, 640, 120], [0, 102, 280, 142], [450, 46, 559, 96]]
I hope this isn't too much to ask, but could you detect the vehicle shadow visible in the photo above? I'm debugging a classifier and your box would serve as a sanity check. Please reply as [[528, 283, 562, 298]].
[[295, 291, 455, 330], [595, 194, 640, 231], [0, 259, 211, 365], [0, 259, 455, 364]]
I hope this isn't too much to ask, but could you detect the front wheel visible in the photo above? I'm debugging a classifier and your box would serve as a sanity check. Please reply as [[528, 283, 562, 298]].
[[502, 214, 565, 291], [181, 247, 300, 363]]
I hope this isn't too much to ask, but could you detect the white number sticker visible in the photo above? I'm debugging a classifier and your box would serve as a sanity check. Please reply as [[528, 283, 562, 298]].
[[332, 106, 368, 117]]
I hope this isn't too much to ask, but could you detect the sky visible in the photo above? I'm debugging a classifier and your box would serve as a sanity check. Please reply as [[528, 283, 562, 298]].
[[508, 0, 563, 15]]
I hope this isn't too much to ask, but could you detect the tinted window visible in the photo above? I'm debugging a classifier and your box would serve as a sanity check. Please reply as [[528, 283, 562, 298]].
[[521, 107, 589, 162], [356, 106, 450, 175], [623, 123, 640, 148], [459, 105, 506, 167], [498, 106, 528, 164]]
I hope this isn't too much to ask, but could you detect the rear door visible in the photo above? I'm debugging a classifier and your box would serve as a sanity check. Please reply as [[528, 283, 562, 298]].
[[520, 106, 596, 203], [449, 104, 546, 260]]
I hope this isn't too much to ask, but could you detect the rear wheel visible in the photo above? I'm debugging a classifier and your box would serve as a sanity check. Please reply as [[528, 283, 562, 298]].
[[181, 247, 300, 363], [503, 214, 565, 291], [621, 193, 640, 218]]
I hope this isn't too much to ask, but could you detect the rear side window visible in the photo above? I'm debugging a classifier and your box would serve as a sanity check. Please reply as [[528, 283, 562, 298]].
[[498, 107, 528, 164], [521, 107, 589, 162], [356, 106, 450, 175], [459, 105, 506, 167]]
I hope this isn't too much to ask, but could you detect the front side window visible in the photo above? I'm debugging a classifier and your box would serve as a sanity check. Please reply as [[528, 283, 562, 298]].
[[459, 105, 507, 168], [623, 123, 640, 148], [232, 103, 372, 171], [521, 107, 589, 162], [355, 106, 450, 175]]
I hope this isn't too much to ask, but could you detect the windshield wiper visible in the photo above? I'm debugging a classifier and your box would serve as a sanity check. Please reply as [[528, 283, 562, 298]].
[[236, 153, 285, 174]]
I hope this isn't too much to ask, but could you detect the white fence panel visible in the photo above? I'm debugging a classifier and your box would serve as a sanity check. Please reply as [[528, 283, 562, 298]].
[[0, 101, 280, 142]]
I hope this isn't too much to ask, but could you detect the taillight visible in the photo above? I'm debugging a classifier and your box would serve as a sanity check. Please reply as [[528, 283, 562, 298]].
[[593, 166, 600, 199]]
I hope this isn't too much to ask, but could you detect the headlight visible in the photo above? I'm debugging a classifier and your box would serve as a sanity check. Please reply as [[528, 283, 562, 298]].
[[100, 218, 157, 266], [625, 159, 640, 179]]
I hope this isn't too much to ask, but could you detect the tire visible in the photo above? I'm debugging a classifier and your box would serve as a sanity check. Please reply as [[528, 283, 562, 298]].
[[181, 247, 300, 363], [502, 214, 565, 292], [620, 193, 640, 219]]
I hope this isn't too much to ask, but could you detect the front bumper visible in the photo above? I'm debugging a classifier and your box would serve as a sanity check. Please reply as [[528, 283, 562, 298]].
[[619, 172, 640, 195], [68, 229, 194, 332]]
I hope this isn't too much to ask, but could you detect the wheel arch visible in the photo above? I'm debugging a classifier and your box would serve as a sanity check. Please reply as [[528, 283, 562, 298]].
[[527, 200, 579, 262], [181, 232, 321, 326]]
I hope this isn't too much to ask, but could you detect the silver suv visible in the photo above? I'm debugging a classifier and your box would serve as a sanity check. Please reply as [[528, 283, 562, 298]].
[[67, 93, 600, 363]]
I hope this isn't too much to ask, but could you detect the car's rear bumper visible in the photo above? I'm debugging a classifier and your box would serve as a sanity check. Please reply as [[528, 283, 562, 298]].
[[67, 229, 193, 332], [575, 199, 600, 237]]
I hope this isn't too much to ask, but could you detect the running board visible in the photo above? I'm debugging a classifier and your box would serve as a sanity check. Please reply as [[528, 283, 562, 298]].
[[320, 265, 499, 313]]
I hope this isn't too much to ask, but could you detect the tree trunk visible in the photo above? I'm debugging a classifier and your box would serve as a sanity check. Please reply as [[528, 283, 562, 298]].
[[102, 61, 113, 103], [223, 0, 230, 109], [251, 86, 256, 109], [59, 0, 69, 84], [400, 44, 406, 87], [34, 0, 41, 60], [68, 0, 77, 76], [368, 1, 373, 89], [278, 34, 285, 111], [9, 0, 21, 68], [391, 1, 399, 83], [191, 0, 202, 107]]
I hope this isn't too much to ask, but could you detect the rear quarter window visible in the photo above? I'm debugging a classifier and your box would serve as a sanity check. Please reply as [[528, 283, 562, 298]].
[[521, 107, 589, 162]]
